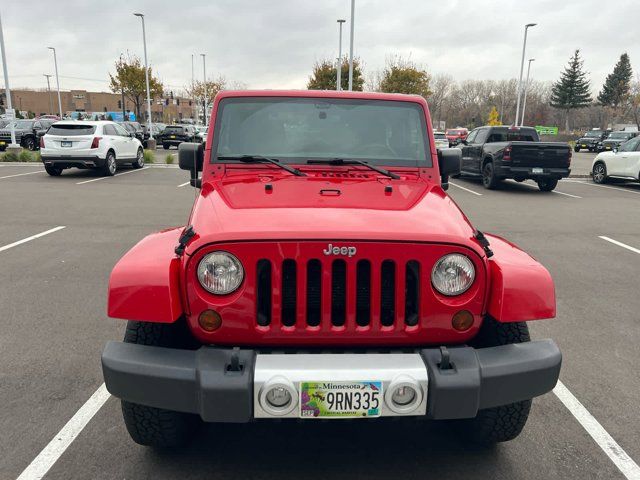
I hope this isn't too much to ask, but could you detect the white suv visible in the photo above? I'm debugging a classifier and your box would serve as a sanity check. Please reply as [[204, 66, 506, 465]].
[[40, 121, 144, 176]]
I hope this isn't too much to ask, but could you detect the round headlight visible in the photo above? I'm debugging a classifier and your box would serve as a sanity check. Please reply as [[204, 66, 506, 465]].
[[431, 253, 475, 296], [197, 251, 244, 294]]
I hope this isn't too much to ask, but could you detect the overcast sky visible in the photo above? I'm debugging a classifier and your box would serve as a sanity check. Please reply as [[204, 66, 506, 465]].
[[1, 0, 638, 95]]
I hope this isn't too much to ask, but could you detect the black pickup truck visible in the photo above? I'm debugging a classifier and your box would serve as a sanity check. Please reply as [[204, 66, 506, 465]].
[[0, 119, 56, 151], [459, 126, 572, 191]]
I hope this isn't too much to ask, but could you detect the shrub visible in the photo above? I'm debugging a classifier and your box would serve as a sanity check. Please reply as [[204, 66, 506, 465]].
[[19, 150, 34, 162], [165, 153, 175, 164], [2, 151, 19, 162], [143, 149, 155, 164]]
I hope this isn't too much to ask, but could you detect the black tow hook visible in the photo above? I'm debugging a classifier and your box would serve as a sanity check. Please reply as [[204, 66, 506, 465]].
[[438, 346, 453, 370], [175, 225, 196, 256]]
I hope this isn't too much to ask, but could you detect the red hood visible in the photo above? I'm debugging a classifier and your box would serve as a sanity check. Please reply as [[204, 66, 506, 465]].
[[185, 166, 484, 257]]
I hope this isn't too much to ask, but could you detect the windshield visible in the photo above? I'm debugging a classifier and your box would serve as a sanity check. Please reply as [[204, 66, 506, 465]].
[[446, 129, 465, 135], [608, 132, 633, 139], [212, 97, 431, 167], [10, 120, 34, 129], [434, 133, 446, 139], [48, 124, 96, 136], [584, 131, 602, 138]]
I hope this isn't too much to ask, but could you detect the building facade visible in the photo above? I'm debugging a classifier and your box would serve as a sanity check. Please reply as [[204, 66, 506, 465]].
[[0, 88, 197, 123]]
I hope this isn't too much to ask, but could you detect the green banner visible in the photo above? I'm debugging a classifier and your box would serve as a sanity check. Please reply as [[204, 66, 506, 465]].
[[535, 126, 559, 135]]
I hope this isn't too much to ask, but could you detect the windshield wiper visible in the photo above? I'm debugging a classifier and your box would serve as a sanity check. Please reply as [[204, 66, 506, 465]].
[[306, 158, 400, 179], [217, 155, 306, 177]]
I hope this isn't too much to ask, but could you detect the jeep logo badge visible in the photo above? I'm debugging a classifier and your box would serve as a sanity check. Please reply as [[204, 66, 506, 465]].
[[322, 243, 357, 257]]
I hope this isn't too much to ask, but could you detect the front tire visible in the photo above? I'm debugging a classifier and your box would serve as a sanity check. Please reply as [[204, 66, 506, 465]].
[[120, 321, 200, 448], [537, 178, 558, 191], [45, 165, 62, 176], [163, 143, 169, 150], [102, 151, 117, 176], [132, 148, 144, 169], [574, 146, 580, 153], [23, 137, 37, 151], [454, 318, 532, 444], [592, 161, 607, 184], [481, 161, 500, 189]]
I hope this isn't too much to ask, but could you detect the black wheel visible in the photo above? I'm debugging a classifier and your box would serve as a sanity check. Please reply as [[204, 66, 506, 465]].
[[163, 143, 169, 150], [454, 317, 532, 444], [574, 146, 580, 153], [481, 161, 500, 189], [120, 321, 200, 448], [45, 165, 63, 176], [102, 151, 117, 176], [536, 178, 558, 191], [132, 148, 144, 169], [23, 137, 37, 151], [592, 161, 607, 184]]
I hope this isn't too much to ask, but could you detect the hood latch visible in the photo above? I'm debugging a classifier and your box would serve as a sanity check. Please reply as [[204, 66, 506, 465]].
[[175, 225, 196, 256]]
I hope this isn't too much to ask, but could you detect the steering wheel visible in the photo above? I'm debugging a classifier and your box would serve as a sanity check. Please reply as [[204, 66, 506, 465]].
[[352, 143, 397, 157]]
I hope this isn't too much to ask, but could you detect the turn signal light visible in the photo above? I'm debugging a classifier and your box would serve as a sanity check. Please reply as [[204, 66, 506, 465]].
[[452, 310, 474, 331], [198, 309, 222, 332]]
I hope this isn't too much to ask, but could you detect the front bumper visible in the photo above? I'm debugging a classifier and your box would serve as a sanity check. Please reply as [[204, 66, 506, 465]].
[[102, 339, 561, 422], [42, 155, 104, 168]]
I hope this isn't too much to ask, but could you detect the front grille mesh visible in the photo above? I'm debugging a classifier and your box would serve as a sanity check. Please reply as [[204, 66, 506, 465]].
[[256, 257, 422, 330]]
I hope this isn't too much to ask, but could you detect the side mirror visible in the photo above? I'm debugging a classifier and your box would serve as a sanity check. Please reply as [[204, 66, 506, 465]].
[[438, 148, 461, 191], [179, 142, 204, 187]]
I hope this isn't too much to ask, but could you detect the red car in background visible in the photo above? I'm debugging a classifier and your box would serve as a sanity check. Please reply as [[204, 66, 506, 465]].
[[446, 128, 469, 146]]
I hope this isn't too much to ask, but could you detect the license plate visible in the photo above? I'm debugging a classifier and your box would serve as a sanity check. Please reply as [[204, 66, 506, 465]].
[[0, 141, 5, 146], [61, 141, 72, 147], [170, 135, 176, 139], [532, 168, 544, 174], [605, 146, 611, 150], [581, 144, 587, 148], [300, 381, 382, 419]]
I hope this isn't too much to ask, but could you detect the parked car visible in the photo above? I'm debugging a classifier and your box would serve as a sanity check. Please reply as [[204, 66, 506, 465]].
[[143, 124, 165, 147], [574, 129, 609, 152], [446, 128, 469, 146], [195, 125, 208, 146], [433, 131, 449, 149], [162, 124, 197, 149], [591, 135, 640, 184], [597, 131, 638, 152], [459, 125, 571, 191], [102, 90, 561, 449], [0, 119, 56, 151], [40, 121, 144, 176], [121, 121, 145, 143]]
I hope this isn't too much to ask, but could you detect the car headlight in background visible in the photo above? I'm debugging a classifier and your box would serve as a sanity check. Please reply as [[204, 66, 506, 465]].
[[197, 251, 244, 294], [431, 253, 475, 296]]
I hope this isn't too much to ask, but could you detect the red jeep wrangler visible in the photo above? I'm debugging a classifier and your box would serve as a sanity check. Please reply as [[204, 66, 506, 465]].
[[102, 90, 561, 448]]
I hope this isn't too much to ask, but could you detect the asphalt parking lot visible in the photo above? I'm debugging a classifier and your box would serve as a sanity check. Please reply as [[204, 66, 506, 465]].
[[1, 159, 639, 480]]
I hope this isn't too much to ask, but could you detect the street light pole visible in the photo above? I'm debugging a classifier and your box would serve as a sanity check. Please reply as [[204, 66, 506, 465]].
[[191, 53, 196, 121], [514, 23, 536, 126], [134, 13, 154, 141], [521, 58, 535, 126], [336, 19, 345, 91], [43, 74, 53, 114], [0, 10, 17, 147], [348, 0, 355, 91], [47, 47, 63, 119], [201, 53, 207, 127]]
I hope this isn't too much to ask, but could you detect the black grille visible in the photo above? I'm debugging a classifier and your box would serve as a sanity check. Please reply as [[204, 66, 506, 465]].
[[356, 260, 371, 326], [256, 260, 271, 326], [281, 260, 297, 326], [405, 261, 420, 326], [331, 260, 347, 326], [306, 260, 322, 327], [380, 260, 396, 327]]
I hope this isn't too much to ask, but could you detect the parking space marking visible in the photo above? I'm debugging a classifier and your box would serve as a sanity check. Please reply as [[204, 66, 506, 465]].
[[76, 167, 148, 185], [519, 181, 582, 198], [178, 181, 190, 187], [598, 236, 640, 255], [0, 226, 66, 253], [554, 381, 640, 480], [563, 180, 640, 196], [448, 181, 483, 196], [0, 171, 42, 180], [16, 384, 111, 480]]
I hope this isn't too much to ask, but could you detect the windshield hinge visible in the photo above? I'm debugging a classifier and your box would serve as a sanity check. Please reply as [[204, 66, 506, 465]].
[[175, 225, 196, 256], [474, 230, 494, 258]]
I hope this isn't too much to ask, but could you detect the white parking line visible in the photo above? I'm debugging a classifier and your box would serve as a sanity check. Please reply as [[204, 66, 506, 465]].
[[448, 181, 483, 196], [16, 384, 111, 480], [519, 181, 582, 198], [0, 170, 42, 180], [177, 181, 190, 187], [554, 381, 640, 480], [563, 180, 640, 196], [0, 226, 66, 253], [598, 236, 640, 255], [76, 167, 147, 185]]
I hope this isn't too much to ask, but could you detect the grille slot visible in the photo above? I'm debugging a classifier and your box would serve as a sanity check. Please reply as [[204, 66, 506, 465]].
[[331, 260, 347, 326], [306, 260, 322, 326], [281, 260, 297, 326], [356, 260, 371, 326], [380, 260, 396, 327], [405, 261, 420, 326], [256, 260, 272, 326]]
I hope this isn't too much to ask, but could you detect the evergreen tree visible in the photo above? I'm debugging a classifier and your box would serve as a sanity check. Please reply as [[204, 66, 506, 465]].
[[307, 58, 364, 91], [550, 49, 592, 131], [598, 53, 633, 109], [487, 106, 500, 125]]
